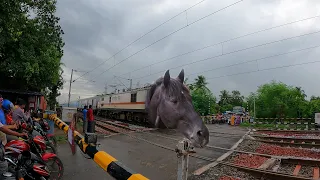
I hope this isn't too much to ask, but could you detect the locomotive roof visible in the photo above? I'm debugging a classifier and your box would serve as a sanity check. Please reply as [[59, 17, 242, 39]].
[[76, 85, 152, 102]]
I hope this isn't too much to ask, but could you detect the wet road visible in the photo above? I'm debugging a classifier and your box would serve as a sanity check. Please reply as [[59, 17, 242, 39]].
[[58, 124, 248, 180]]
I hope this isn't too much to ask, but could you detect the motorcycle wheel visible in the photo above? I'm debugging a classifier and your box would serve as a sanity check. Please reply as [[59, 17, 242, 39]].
[[44, 157, 64, 180]]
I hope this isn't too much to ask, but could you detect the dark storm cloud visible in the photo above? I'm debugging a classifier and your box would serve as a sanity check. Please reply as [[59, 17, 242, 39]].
[[56, 0, 320, 103]]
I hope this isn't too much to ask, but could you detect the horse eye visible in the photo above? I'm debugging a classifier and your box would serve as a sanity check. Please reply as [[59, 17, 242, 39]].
[[172, 99, 178, 104]]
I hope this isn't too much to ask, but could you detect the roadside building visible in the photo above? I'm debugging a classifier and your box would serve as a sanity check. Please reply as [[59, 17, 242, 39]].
[[0, 89, 47, 112]]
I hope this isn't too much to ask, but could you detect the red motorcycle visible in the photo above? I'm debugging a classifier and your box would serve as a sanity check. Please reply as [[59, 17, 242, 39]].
[[4, 124, 64, 180], [32, 118, 57, 150], [4, 150, 50, 180], [31, 112, 57, 149]]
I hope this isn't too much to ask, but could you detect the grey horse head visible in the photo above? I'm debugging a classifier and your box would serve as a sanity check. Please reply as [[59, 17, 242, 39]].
[[145, 69, 209, 148]]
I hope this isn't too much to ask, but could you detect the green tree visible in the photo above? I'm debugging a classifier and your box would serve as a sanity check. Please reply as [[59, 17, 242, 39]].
[[217, 90, 244, 113], [310, 96, 320, 101], [0, 0, 64, 92], [191, 88, 216, 115], [254, 81, 308, 118], [188, 75, 216, 115], [218, 90, 230, 106], [193, 75, 209, 91], [306, 99, 320, 118], [46, 68, 64, 110], [230, 90, 244, 106], [246, 92, 256, 115]]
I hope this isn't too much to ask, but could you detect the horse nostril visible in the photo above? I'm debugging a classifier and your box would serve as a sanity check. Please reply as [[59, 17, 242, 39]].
[[197, 130, 203, 137]]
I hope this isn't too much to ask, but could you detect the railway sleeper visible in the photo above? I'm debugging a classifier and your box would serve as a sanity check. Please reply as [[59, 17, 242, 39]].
[[219, 161, 312, 180]]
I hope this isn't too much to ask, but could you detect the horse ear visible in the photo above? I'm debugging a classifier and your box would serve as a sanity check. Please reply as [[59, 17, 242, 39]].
[[177, 69, 184, 83], [163, 70, 170, 88]]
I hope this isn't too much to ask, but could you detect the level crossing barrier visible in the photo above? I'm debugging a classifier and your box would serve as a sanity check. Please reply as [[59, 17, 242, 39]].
[[43, 113, 149, 180], [250, 118, 318, 130]]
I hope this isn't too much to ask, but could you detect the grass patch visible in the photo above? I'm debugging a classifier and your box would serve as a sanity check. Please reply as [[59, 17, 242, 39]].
[[240, 122, 251, 127], [55, 135, 68, 144]]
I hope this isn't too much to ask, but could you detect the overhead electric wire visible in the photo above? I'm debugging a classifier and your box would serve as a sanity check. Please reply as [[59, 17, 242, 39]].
[[131, 30, 320, 80], [186, 44, 320, 77], [205, 60, 320, 81], [113, 15, 320, 78], [72, 0, 207, 82], [184, 44, 320, 83], [88, 0, 245, 81]]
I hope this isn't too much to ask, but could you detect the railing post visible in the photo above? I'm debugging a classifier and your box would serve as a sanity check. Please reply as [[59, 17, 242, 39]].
[[176, 139, 195, 180]]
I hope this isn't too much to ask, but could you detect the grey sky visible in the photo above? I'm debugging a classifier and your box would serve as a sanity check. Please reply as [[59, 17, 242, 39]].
[[56, 0, 320, 104]]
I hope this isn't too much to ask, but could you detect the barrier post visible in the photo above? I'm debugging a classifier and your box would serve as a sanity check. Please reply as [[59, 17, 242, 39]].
[[176, 139, 195, 180]]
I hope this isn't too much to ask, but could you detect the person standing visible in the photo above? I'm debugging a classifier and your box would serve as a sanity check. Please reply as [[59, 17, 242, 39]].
[[82, 106, 88, 133], [87, 105, 94, 133]]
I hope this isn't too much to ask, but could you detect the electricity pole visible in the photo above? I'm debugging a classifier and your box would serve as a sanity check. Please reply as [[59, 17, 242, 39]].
[[129, 78, 132, 91], [67, 69, 95, 107], [67, 69, 74, 107], [104, 82, 108, 94]]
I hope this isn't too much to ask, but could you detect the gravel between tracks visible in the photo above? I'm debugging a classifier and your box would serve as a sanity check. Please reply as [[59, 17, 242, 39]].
[[193, 138, 320, 180], [189, 164, 258, 180], [277, 163, 295, 174], [235, 139, 262, 152], [299, 165, 314, 178]]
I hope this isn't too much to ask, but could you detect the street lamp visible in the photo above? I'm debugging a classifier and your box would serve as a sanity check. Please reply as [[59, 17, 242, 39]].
[[67, 69, 95, 107]]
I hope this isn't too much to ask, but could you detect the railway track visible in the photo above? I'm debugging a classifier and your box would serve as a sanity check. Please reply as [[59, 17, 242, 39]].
[[254, 129, 320, 134], [94, 119, 135, 136], [95, 114, 150, 128], [218, 152, 320, 180], [249, 135, 320, 148], [92, 117, 320, 179], [218, 162, 316, 180]]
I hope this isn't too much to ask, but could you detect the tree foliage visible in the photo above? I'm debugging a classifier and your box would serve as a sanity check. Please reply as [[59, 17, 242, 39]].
[[187, 75, 319, 118], [0, 0, 64, 92], [187, 75, 217, 115], [46, 67, 64, 110], [191, 88, 216, 115], [253, 81, 308, 118], [217, 90, 244, 113]]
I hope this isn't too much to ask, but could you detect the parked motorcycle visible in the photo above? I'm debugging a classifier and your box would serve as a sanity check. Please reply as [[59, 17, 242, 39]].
[[0, 138, 49, 180], [3, 151, 50, 180], [30, 111, 58, 149], [28, 118, 57, 154], [4, 126, 64, 180]]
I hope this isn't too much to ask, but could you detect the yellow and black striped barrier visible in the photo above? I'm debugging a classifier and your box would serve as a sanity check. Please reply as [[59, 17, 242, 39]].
[[43, 113, 149, 180]]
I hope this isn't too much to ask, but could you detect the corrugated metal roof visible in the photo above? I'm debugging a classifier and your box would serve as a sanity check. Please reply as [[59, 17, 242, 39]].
[[0, 89, 43, 96]]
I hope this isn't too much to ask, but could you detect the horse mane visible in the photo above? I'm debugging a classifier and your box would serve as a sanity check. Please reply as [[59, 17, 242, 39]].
[[145, 77, 163, 111]]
